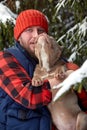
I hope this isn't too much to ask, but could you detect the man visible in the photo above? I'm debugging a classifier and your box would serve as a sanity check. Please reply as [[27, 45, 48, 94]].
[[0, 9, 59, 130]]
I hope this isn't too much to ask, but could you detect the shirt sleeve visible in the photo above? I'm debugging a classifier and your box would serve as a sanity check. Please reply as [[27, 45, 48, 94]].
[[66, 62, 79, 70], [0, 51, 52, 109]]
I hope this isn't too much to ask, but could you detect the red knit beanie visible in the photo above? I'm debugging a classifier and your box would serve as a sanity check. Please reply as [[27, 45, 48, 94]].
[[14, 9, 48, 41]]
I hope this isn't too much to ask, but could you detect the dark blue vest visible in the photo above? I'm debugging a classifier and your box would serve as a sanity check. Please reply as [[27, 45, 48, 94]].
[[0, 42, 51, 130]]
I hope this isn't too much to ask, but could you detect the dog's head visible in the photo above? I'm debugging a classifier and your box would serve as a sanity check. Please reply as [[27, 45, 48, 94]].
[[35, 33, 63, 71]]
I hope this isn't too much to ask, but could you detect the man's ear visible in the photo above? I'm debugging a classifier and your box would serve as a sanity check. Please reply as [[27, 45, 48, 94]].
[[18, 36, 22, 44], [18, 37, 20, 43]]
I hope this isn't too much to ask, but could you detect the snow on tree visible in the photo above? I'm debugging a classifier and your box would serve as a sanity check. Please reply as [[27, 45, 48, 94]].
[[0, 2, 17, 24], [53, 60, 87, 101]]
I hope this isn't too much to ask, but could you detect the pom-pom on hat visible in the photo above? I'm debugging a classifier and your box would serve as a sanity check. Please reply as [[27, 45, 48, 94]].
[[14, 9, 48, 41]]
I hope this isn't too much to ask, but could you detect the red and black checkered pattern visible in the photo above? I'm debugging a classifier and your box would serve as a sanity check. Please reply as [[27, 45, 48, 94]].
[[66, 62, 87, 113], [0, 51, 52, 109]]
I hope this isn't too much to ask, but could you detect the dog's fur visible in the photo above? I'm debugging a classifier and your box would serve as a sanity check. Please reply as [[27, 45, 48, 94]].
[[32, 33, 87, 130]]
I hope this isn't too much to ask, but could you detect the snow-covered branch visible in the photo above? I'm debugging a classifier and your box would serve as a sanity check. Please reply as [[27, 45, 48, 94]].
[[53, 60, 87, 101], [0, 2, 17, 24], [58, 16, 87, 43], [15, 0, 20, 12], [56, 0, 67, 13]]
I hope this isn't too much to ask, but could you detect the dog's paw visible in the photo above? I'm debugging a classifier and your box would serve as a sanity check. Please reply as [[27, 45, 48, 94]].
[[32, 76, 44, 87], [54, 66, 66, 80]]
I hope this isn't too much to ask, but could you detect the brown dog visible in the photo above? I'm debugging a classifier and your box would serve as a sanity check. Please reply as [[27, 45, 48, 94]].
[[32, 33, 87, 130]]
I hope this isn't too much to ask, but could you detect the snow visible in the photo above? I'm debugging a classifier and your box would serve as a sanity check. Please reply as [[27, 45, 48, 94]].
[[53, 60, 87, 101], [78, 17, 87, 37], [57, 16, 87, 62], [0, 2, 17, 24], [15, 0, 20, 12], [56, 0, 67, 13], [58, 16, 87, 43]]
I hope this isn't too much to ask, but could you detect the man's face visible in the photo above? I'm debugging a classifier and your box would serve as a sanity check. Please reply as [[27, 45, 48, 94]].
[[18, 26, 46, 56]]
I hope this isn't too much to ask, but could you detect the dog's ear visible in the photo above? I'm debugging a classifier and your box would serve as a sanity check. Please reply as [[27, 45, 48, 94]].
[[61, 45, 64, 50], [59, 45, 64, 52]]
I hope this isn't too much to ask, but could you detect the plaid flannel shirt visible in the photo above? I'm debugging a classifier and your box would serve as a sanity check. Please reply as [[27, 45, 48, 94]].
[[0, 51, 52, 109]]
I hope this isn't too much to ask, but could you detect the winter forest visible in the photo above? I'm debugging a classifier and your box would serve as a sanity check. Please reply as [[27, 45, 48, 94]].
[[0, 0, 87, 97]]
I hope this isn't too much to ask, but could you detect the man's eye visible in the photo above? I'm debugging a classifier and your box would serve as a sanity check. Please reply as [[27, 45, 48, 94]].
[[38, 29, 45, 34], [25, 29, 33, 32]]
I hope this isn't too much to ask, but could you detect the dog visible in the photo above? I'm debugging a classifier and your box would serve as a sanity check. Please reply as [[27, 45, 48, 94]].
[[32, 33, 87, 130]]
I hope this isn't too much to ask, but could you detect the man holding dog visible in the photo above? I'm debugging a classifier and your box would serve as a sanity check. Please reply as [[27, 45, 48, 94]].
[[0, 9, 87, 130]]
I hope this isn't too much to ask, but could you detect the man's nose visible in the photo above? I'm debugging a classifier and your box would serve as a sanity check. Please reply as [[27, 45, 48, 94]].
[[33, 30, 39, 37]]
